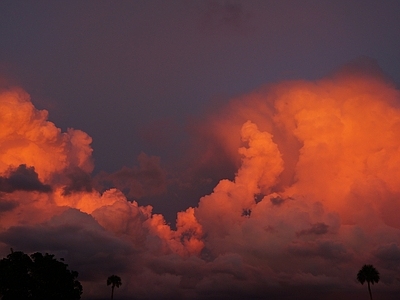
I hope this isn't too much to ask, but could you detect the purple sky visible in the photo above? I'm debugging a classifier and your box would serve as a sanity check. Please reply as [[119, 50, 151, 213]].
[[2, 0, 400, 221], [1, 1, 400, 299]]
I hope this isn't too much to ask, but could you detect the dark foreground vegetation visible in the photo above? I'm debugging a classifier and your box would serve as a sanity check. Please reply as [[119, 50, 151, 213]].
[[0, 249, 82, 300], [357, 264, 380, 300], [0, 248, 379, 300], [107, 275, 122, 300]]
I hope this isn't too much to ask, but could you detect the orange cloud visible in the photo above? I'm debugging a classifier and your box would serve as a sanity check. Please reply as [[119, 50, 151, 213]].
[[1, 67, 400, 299], [0, 88, 93, 182]]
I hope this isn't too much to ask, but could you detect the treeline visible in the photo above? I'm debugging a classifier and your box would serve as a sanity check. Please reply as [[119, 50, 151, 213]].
[[1, 249, 379, 299], [0, 249, 82, 299], [0, 249, 122, 300]]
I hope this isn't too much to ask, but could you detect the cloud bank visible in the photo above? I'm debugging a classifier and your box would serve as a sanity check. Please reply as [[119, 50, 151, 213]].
[[1, 67, 400, 299]]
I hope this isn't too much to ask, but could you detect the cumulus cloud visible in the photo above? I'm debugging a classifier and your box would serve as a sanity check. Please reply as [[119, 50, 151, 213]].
[[62, 167, 93, 196], [0, 164, 51, 193], [94, 152, 167, 199], [1, 64, 400, 299], [0, 88, 93, 182]]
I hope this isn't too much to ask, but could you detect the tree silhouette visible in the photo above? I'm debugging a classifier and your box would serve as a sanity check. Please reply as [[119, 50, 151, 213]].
[[0, 249, 32, 299], [30, 252, 82, 299], [107, 275, 122, 300], [0, 249, 82, 300], [357, 264, 380, 300]]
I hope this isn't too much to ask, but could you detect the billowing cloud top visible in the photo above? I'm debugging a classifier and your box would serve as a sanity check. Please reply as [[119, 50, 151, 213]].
[[1, 69, 400, 299]]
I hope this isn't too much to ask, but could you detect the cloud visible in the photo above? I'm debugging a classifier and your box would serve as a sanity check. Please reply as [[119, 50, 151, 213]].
[[1, 64, 400, 299], [0, 164, 51, 193], [329, 56, 393, 83], [62, 167, 93, 196], [270, 195, 285, 206], [373, 243, 400, 272], [374, 244, 400, 263], [296, 222, 330, 236], [94, 152, 167, 199], [0, 208, 135, 281], [0, 87, 94, 182], [0, 199, 18, 213], [287, 240, 352, 262]]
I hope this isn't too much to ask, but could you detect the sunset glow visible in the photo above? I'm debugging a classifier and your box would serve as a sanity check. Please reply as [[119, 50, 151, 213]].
[[1, 1, 400, 299], [1, 70, 400, 299]]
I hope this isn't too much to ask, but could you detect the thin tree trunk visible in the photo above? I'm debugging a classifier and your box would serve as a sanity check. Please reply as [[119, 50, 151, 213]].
[[111, 285, 114, 300], [367, 281, 372, 300]]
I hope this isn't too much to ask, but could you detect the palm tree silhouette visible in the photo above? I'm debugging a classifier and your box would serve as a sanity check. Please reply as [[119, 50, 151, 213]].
[[357, 264, 380, 300], [107, 275, 122, 300]]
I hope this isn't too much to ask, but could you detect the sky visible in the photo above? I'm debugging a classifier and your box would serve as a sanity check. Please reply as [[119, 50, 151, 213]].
[[1, 0, 400, 299]]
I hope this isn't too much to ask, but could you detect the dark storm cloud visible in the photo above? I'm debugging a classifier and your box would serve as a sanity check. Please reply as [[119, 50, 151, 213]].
[[287, 240, 351, 262], [0, 208, 134, 280], [0, 199, 18, 213], [373, 243, 400, 272], [94, 153, 167, 199], [270, 195, 285, 206], [145, 254, 264, 299], [297, 222, 329, 236], [0, 164, 51, 193], [143, 252, 369, 300], [374, 243, 400, 262], [62, 167, 93, 196]]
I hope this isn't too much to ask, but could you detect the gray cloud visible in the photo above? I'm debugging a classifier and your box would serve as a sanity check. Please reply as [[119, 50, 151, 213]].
[[287, 240, 352, 262], [0, 208, 135, 281], [297, 222, 329, 236], [0, 165, 51, 193], [94, 153, 167, 199], [0, 199, 18, 212], [62, 167, 93, 196]]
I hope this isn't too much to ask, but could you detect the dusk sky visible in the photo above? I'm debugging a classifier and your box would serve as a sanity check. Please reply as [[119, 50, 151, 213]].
[[1, 1, 400, 299]]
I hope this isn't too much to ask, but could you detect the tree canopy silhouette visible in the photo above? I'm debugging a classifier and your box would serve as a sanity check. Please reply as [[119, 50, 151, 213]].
[[107, 274, 122, 300], [0, 249, 82, 300], [357, 264, 380, 300]]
